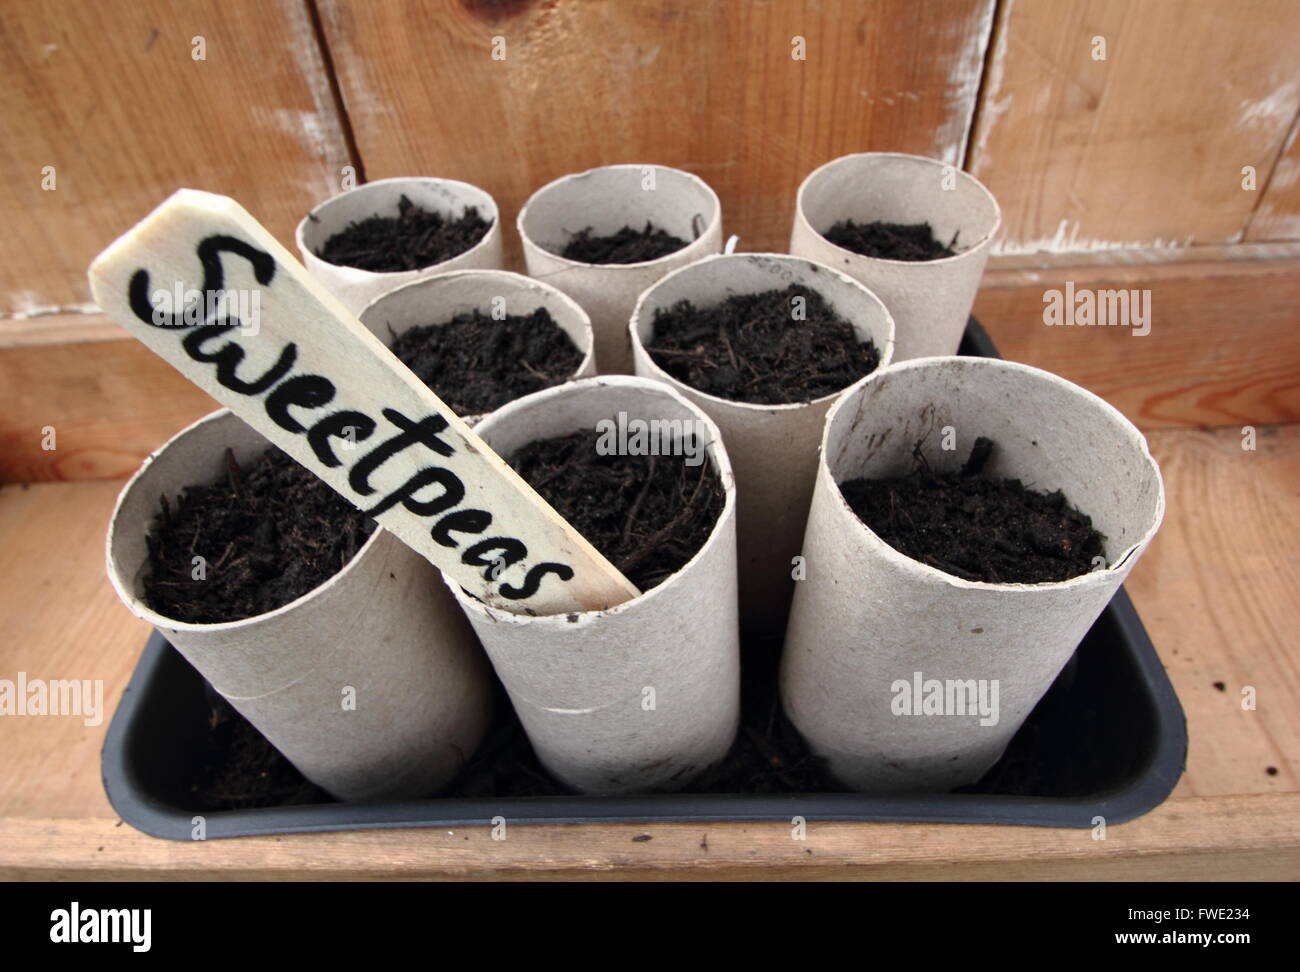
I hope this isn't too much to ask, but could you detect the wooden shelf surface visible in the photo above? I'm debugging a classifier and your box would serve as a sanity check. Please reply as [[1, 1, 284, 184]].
[[0, 424, 1295, 880]]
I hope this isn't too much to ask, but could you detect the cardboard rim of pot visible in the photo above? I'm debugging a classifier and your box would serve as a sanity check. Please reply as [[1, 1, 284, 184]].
[[356, 267, 597, 386], [295, 176, 502, 280], [628, 252, 897, 414], [106, 408, 386, 634], [821, 355, 1166, 592], [794, 152, 1002, 267], [447, 374, 736, 625], [516, 163, 722, 272]]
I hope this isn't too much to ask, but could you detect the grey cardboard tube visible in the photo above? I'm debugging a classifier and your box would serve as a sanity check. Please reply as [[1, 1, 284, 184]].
[[781, 357, 1165, 793], [296, 177, 504, 314], [517, 164, 722, 374], [357, 269, 597, 425], [629, 253, 895, 635], [789, 153, 1000, 361], [105, 409, 493, 802], [449, 376, 740, 794]]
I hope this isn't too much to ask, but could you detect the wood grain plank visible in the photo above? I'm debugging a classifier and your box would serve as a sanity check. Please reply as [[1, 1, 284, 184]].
[[1128, 425, 1300, 799], [318, 0, 995, 260], [0, 423, 1295, 877], [6, 257, 1296, 484], [0, 481, 149, 822], [0, 0, 352, 316], [0, 321, 218, 483], [1246, 111, 1300, 242], [968, 0, 1300, 255], [973, 260, 1300, 430], [1, 795, 1296, 880]]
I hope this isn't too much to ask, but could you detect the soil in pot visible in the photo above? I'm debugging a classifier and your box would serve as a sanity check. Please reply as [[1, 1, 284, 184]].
[[839, 437, 1106, 584], [559, 221, 688, 264], [388, 308, 583, 417], [645, 284, 882, 405], [822, 219, 956, 261], [507, 429, 723, 592], [142, 447, 376, 624], [314, 195, 492, 272]]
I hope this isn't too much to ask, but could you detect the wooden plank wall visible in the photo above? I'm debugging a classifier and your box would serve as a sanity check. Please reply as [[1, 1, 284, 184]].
[[2, 0, 1299, 481], [968, 0, 1300, 255], [0, 0, 354, 317], [318, 0, 995, 258]]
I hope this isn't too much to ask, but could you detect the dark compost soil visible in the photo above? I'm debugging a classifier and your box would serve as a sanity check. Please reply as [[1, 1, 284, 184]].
[[192, 691, 328, 810], [187, 615, 1127, 807], [823, 219, 957, 261], [142, 447, 376, 624], [646, 284, 880, 405], [315, 194, 492, 272], [388, 307, 583, 416], [507, 429, 722, 593], [559, 221, 687, 264], [175, 334, 1127, 808], [840, 437, 1106, 584]]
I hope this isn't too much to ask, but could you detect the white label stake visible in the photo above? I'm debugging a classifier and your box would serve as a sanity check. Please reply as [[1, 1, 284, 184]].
[[89, 189, 639, 615]]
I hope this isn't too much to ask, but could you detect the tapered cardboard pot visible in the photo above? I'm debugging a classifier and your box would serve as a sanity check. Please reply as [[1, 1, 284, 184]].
[[517, 164, 723, 374], [358, 269, 597, 425], [789, 153, 1000, 362], [781, 357, 1165, 793], [629, 253, 895, 635], [450, 376, 740, 794], [106, 410, 493, 802], [296, 177, 503, 315]]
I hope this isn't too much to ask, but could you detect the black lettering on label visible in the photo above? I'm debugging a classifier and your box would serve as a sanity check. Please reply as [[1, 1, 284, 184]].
[[350, 409, 454, 496], [130, 234, 275, 329], [122, 233, 580, 604], [364, 466, 464, 518], [265, 374, 336, 433], [431, 509, 492, 547], [462, 537, 528, 581], [182, 325, 297, 396], [501, 563, 577, 601], [307, 410, 376, 467]]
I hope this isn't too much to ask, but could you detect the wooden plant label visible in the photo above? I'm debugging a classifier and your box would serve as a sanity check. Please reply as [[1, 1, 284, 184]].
[[89, 189, 639, 615]]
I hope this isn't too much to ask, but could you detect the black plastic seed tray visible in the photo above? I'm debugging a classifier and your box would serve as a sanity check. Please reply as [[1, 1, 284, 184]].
[[101, 320, 1187, 839]]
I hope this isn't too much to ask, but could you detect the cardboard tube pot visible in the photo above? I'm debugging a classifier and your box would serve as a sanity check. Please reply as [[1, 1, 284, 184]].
[[781, 357, 1165, 793], [789, 153, 1000, 362], [358, 269, 597, 425], [296, 177, 503, 315], [517, 164, 723, 374], [450, 376, 740, 794], [629, 253, 895, 636], [106, 409, 493, 802]]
